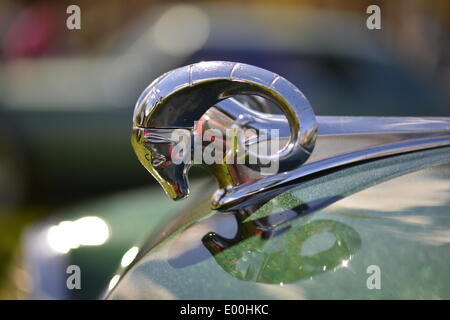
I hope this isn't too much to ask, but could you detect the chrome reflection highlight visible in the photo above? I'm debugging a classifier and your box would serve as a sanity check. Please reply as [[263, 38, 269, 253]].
[[121, 246, 140, 268], [108, 274, 121, 291], [46, 216, 110, 254]]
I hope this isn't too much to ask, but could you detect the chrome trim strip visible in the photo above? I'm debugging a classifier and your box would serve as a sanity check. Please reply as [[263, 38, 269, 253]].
[[213, 132, 450, 209], [307, 116, 450, 163]]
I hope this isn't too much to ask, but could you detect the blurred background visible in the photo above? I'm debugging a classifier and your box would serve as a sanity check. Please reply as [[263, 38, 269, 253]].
[[0, 0, 448, 298]]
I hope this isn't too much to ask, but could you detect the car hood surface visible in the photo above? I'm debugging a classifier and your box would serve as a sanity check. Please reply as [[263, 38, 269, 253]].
[[105, 147, 450, 299], [22, 147, 450, 299]]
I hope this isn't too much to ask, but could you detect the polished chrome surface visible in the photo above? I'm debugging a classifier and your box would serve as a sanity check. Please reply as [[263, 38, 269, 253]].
[[132, 61, 317, 202], [132, 61, 450, 210]]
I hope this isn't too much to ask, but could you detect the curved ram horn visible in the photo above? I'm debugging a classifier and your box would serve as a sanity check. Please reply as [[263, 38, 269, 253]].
[[132, 61, 317, 207]]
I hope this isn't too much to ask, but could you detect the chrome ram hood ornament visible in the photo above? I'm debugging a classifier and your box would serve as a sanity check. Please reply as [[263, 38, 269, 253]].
[[132, 61, 450, 210]]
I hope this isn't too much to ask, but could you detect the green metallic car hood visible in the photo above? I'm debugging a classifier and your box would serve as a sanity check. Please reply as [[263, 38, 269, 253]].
[[104, 147, 450, 299]]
